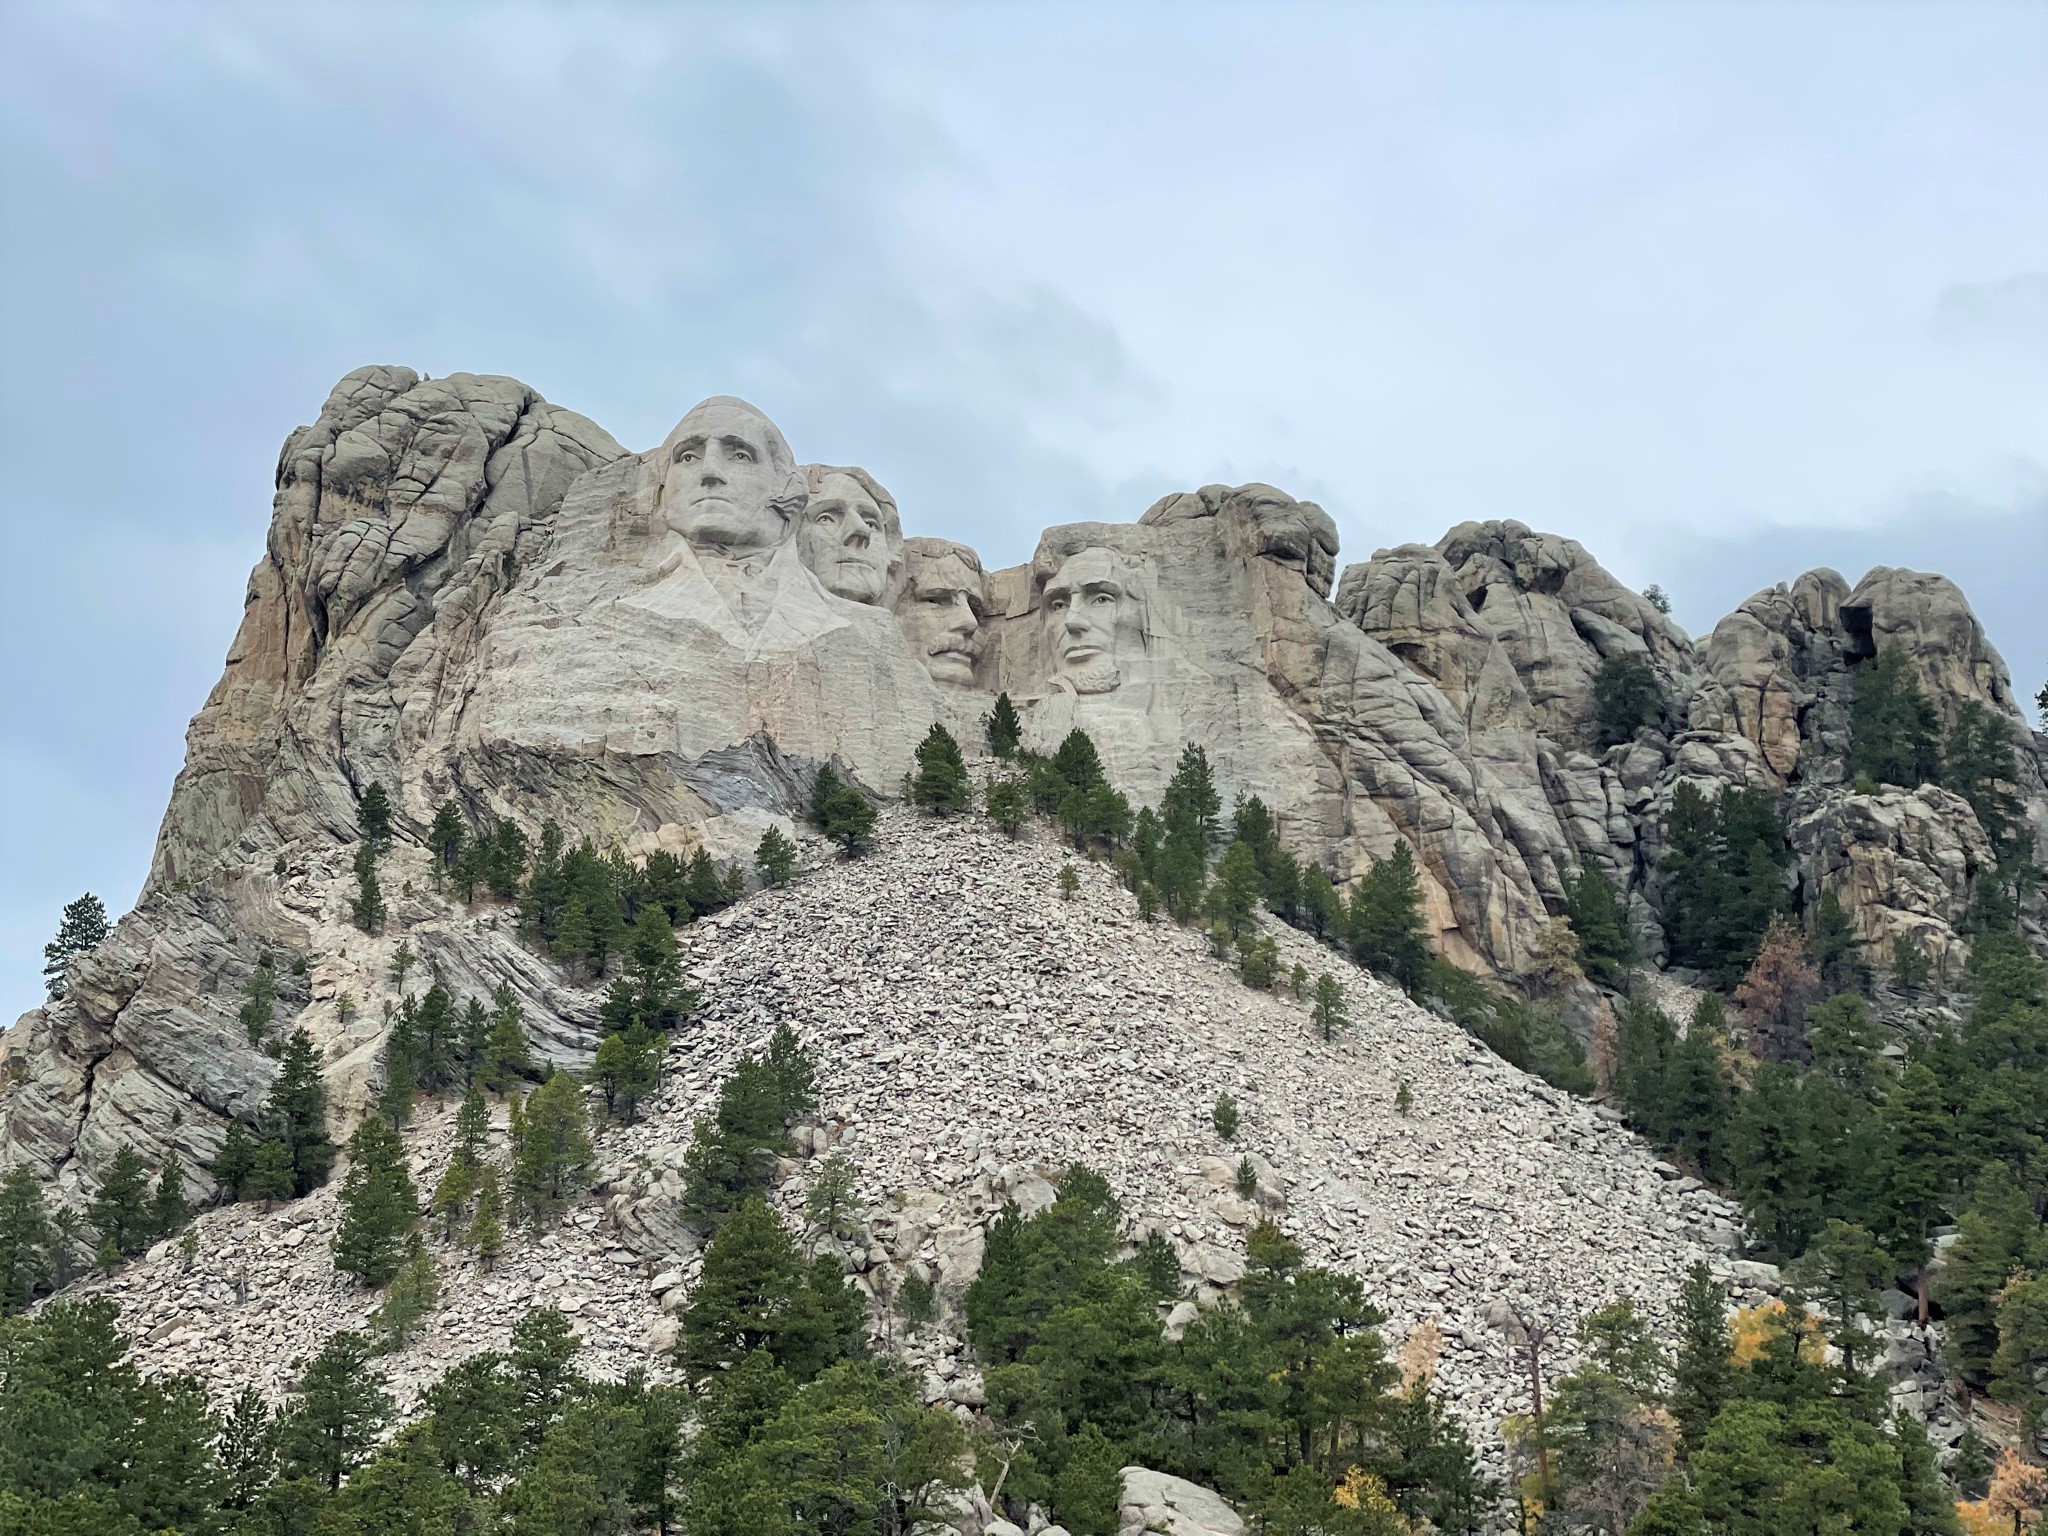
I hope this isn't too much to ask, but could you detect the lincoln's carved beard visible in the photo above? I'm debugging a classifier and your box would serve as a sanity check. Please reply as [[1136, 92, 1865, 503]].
[[1063, 658, 1123, 695]]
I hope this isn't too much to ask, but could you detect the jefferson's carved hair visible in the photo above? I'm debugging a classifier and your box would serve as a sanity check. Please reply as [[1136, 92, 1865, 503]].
[[800, 464, 902, 544]]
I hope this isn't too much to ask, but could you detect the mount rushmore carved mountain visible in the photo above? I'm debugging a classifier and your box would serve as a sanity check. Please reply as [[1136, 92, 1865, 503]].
[[7, 365, 2041, 1204]]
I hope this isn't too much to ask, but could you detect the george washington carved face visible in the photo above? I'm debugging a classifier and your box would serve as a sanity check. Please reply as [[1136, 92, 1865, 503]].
[[655, 396, 806, 554], [1042, 546, 1145, 694]]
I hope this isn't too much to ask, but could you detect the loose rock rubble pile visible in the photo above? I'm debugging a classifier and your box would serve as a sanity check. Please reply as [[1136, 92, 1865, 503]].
[[87, 809, 1748, 1461]]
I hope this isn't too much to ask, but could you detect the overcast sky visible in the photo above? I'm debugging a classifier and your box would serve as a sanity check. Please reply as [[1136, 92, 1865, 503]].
[[3, 0, 2044, 1024]]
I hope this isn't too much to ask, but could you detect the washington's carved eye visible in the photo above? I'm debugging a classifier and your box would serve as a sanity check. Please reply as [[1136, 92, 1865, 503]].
[[674, 446, 698, 464], [730, 445, 753, 462]]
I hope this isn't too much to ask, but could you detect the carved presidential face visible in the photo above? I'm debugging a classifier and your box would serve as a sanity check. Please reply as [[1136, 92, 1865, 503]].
[[798, 470, 898, 605], [898, 550, 985, 686], [1043, 547, 1144, 695], [658, 398, 802, 553]]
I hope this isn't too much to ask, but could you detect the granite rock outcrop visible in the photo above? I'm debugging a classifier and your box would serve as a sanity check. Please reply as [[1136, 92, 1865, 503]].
[[6, 363, 2043, 1248]]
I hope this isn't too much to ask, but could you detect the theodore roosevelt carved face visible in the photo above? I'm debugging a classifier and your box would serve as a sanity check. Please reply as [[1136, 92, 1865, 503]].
[[798, 466, 901, 605], [1042, 546, 1145, 695], [655, 396, 806, 554], [897, 539, 986, 686]]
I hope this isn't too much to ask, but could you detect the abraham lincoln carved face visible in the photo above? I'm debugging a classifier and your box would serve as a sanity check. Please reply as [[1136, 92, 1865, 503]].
[[1042, 546, 1145, 694]]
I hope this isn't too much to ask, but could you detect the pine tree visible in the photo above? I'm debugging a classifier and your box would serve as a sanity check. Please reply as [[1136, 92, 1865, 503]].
[[1162, 742, 1222, 850], [1212, 1092, 1239, 1142], [803, 1153, 865, 1247], [0, 1164, 52, 1312], [1944, 700, 2026, 857], [369, 1232, 440, 1351], [454, 1079, 489, 1160], [358, 782, 394, 849], [1670, 1261, 1733, 1456], [379, 998, 419, 1128], [985, 772, 1028, 836], [1989, 1276, 2048, 1428], [86, 1147, 154, 1259], [1879, 1061, 1953, 1316], [1299, 863, 1341, 941], [512, 1071, 594, 1228], [1563, 863, 1637, 985], [1347, 841, 1431, 993], [412, 984, 458, 1093], [41, 892, 109, 1000], [910, 721, 972, 814], [350, 843, 386, 934], [1207, 839, 1263, 942], [237, 953, 278, 1046], [754, 825, 797, 887], [809, 763, 878, 855], [333, 1114, 418, 1287], [553, 893, 594, 974], [480, 983, 537, 1091], [1591, 652, 1664, 746], [427, 799, 466, 880], [676, 1197, 863, 1384], [1937, 1161, 2041, 1381], [266, 1030, 335, 1196], [246, 1138, 296, 1202], [1665, 996, 1736, 1181], [983, 692, 1023, 758], [216, 1385, 273, 1511], [600, 903, 694, 1035], [432, 1147, 478, 1240], [1790, 1218, 1891, 1371], [766, 1023, 819, 1122], [211, 1119, 258, 1202], [1848, 650, 1943, 790], [272, 1330, 393, 1491], [1311, 974, 1348, 1041], [469, 1162, 505, 1269], [149, 1152, 189, 1239], [457, 996, 491, 1082], [593, 1026, 661, 1123], [1808, 890, 1866, 997]]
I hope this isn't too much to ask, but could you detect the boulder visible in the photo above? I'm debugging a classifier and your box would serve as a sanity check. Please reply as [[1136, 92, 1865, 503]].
[[1119, 1466, 1246, 1536]]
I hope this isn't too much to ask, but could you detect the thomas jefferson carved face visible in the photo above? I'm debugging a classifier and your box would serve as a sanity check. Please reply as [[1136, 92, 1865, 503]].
[[898, 544, 986, 686], [797, 468, 900, 605], [1043, 547, 1144, 695], [656, 397, 805, 553]]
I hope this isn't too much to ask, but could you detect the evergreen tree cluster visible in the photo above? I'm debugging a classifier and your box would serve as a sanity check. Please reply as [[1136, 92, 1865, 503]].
[[1658, 782, 1791, 985], [1503, 1261, 1965, 1535], [678, 1026, 821, 1233], [1592, 651, 1666, 748], [1850, 650, 2032, 861], [809, 762, 879, 854], [962, 1166, 1494, 1533], [511, 818, 743, 977], [1, 1145, 195, 1302], [428, 798, 749, 972], [210, 1029, 337, 1210], [1614, 898, 2048, 1434], [0, 1297, 721, 1535]]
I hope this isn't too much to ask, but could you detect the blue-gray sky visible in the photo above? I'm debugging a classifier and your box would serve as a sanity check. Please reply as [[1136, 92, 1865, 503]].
[[3, 1, 2044, 1024]]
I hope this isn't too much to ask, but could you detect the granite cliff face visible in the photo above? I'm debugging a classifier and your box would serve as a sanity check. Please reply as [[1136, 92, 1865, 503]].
[[6, 366, 2044, 1211]]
